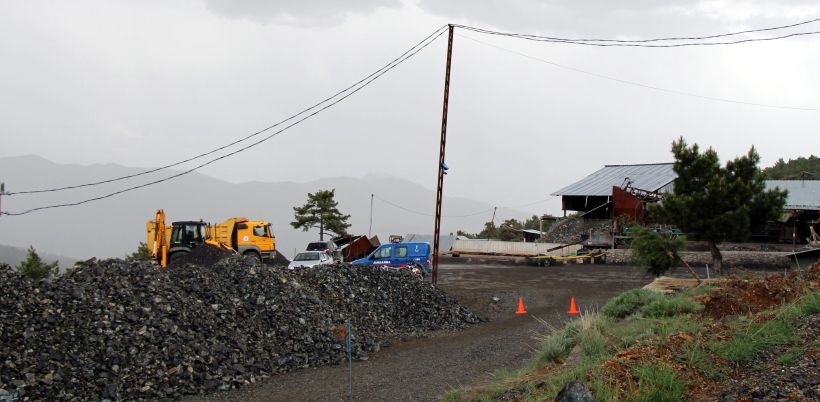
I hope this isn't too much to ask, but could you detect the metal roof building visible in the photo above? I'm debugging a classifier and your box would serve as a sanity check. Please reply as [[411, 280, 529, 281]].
[[551, 163, 676, 218], [765, 180, 820, 211]]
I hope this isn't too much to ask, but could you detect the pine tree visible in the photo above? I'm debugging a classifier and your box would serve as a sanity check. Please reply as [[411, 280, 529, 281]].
[[650, 137, 787, 275], [291, 189, 351, 240], [17, 246, 59, 280]]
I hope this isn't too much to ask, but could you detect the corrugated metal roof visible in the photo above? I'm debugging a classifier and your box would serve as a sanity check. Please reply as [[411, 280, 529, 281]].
[[551, 163, 676, 196], [765, 180, 820, 211]]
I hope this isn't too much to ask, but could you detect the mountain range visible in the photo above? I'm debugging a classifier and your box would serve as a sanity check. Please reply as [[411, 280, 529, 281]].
[[0, 155, 534, 261]]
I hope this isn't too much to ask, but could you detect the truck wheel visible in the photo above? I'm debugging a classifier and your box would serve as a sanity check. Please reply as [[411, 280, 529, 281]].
[[243, 251, 261, 263]]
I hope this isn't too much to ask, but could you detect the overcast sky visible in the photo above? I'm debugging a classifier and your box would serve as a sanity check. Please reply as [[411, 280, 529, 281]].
[[2, 0, 819, 218]]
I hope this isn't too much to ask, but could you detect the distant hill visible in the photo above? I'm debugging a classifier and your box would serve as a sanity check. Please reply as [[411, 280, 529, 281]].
[[0, 244, 77, 271], [763, 155, 820, 180], [0, 155, 532, 261]]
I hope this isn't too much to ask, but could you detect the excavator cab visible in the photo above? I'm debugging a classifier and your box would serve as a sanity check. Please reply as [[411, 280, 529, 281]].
[[170, 221, 209, 249]]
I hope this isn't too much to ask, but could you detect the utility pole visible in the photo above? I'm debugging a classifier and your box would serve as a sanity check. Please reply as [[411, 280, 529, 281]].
[[0, 182, 5, 218], [432, 24, 454, 285], [368, 194, 374, 237]]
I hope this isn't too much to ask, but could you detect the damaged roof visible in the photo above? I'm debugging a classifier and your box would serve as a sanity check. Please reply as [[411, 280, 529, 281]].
[[551, 163, 676, 197]]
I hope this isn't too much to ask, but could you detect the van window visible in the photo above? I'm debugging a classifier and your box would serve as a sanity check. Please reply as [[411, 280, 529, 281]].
[[374, 246, 391, 259], [395, 246, 408, 258]]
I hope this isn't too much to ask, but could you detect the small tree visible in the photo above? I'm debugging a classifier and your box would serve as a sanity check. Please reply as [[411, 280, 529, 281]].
[[125, 242, 151, 262], [17, 246, 59, 280], [629, 226, 686, 277], [650, 137, 788, 275], [291, 189, 351, 240]]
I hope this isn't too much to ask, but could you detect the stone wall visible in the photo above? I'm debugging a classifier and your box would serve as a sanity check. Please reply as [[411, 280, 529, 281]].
[[605, 249, 791, 270]]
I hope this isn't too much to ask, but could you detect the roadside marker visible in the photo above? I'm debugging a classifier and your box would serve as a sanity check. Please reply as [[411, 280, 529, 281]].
[[515, 296, 527, 315]]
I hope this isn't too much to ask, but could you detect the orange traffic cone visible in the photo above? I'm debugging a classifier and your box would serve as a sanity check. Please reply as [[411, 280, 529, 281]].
[[567, 296, 580, 315], [515, 296, 527, 315]]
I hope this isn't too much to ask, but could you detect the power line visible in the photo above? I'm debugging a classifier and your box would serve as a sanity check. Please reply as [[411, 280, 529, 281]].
[[9, 25, 450, 196], [520, 17, 820, 44], [372, 194, 554, 218], [372, 195, 494, 218], [2, 27, 448, 216], [454, 19, 820, 48], [459, 33, 820, 112]]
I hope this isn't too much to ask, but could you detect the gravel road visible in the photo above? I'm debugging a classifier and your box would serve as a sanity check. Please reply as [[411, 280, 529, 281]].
[[186, 263, 653, 401]]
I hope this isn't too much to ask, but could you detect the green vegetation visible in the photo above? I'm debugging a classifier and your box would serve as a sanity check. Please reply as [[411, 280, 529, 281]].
[[600, 288, 664, 319], [642, 296, 703, 318], [125, 241, 151, 262], [16, 245, 59, 280], [629, 226, 686, 277], [633, 364, 687, 402], [649, 137, 787, 275], [762, 155, 820, 180], [291, 189, 351, 240], [446, 283, 820, 401], [458, 214, 556, 241]]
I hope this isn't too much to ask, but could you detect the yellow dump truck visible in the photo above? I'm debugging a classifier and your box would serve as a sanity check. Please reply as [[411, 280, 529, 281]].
[[146, 209, 276, 267]]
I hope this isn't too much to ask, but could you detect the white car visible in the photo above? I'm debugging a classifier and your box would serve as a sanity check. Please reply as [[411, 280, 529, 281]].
[[287, 251, 333, 270]]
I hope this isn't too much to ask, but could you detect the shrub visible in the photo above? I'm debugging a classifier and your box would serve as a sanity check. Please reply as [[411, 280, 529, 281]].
[[641, 296, 704, 318], [601, 289, 664, 319], [17, 246, 58, 280]]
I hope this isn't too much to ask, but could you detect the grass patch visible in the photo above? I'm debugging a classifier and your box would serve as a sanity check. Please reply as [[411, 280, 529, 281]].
[[713, 316, 796, 363], [633, 363, 687, 402], [711, 291, 820, 364], [777, 347, 803, 366], [641, 295, 703, 318], [579, 329, 609, 364], [678, 339, 728, 380], [601, 289, 664, 319], [440, 389, 467, 402]]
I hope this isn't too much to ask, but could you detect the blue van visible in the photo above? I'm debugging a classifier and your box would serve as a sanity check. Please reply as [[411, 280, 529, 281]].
[[351, 242, 431, 275]]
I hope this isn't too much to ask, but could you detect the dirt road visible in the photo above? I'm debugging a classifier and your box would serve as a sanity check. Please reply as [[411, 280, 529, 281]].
[[190, 263, 653, 402]]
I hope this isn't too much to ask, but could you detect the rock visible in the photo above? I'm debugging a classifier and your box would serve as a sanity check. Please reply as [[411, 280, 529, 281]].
[[555, 381, 593, 402], [0, 258, 480, 400]]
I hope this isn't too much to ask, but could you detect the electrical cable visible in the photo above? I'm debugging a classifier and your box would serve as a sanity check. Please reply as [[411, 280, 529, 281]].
[[458, 33, 820, 112], [2, 27, 448, 216], [454, 21, 820, 48], [372, 194, 554, 218], [9, 25, 449, 196], [372, 194, 495, 218]]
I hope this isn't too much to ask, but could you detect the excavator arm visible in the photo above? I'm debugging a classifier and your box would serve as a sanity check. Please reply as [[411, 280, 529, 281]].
[[147, 209, 169, 267]]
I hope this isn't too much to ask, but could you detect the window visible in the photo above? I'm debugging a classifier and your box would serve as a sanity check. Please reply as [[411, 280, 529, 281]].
[[395, 246, 408, 258], [253, 226, 267, 237], [374, 246, 391, 259]]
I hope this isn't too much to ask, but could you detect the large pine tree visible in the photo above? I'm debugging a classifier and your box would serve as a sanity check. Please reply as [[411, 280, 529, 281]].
[[650, 137, 787, 275], [291, 189, 351, 240]]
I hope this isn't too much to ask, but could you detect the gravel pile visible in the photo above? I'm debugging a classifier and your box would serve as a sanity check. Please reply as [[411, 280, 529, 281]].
[[542, 216, 612, 245], [0, 257, 480, 401], [719, 313, 820, 401]]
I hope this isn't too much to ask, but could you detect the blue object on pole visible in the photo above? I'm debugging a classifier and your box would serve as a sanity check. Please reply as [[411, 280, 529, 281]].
[[441, 162, 449, 175]]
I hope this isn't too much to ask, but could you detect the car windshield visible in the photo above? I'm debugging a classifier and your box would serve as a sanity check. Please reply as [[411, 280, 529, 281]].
[[306, 242, 327, 251], [294, 252, 320, 261]]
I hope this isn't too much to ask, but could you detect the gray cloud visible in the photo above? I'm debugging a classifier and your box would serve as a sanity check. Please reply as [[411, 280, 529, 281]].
[[415, 0, 820, 37], [202, 0, 405, 25]]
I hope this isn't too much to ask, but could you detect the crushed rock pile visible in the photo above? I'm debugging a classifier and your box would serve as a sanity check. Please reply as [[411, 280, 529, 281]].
[[542, 216, 612, 245], [0, 257, 480, 401]]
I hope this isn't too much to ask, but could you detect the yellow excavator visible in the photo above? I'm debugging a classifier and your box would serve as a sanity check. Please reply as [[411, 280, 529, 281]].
[[146, 209, 276, 267]]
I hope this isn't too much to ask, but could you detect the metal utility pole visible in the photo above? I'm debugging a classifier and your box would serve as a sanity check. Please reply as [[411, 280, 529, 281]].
[[0, 182, 5, 218], [432, 24, 454, 285], [368, 193, 374, 237]]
